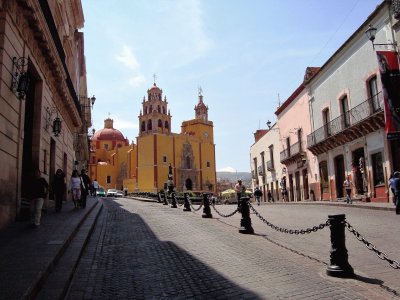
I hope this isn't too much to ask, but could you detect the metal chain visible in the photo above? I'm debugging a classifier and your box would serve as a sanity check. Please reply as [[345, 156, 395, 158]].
[[249, 203, 329, 234], [211, 203, 238, 217], [174, 196, 183, 207], [188, 198, 203, 211], [344, 221, 400, 269], [164, 195, 171, 205]]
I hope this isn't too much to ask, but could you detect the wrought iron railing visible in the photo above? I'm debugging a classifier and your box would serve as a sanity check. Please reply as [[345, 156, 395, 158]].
[[307, 92, 383, 147], [280, 141, 305, 162], [257, 165, 265, 176], [280, 149, 288, 162]]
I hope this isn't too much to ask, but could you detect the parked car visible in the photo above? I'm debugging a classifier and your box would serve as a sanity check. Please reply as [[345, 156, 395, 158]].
[[106, 189, 118, 197], [116, 190, 124, 197], [97, 187, 106, 197]]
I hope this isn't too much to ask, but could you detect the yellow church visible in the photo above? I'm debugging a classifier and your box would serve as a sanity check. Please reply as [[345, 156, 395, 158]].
[[88, 83, 216, 194]]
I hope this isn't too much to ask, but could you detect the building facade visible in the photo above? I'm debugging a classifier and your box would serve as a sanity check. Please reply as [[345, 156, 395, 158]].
[[89, 84, 217, 194], [276, 67, 320, 202], [250, 123, 285, 202], [0, 0, 91, 228]]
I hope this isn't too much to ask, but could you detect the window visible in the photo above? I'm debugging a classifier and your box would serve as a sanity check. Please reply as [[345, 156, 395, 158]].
[[158, 119, 162, 127], [104, 144, 109, 150], [286, 137, 290, 157], [369, 76, 379, 112], [162, 107, 166, 114], [371, 152, 384, 185], [158, 105, 161, 113], [206, 161, 210, 168], [340, 96, 350, 128], [141, 121, 145, 132], [106, 175, 111, 184], [269, 145, 274, 169], [319, 161, 329, 194], [185, 156, 191, 169], [43, 149, 47, 174], [147, 120, 152, 130], [163, 155, 167, 163], [323, 108, 330, 137], [165, 121, 169, 129]]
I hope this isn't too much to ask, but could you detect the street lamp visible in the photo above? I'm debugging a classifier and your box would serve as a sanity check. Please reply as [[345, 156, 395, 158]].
[[266, 120, 272, 129], [365, 24, 397, 50]]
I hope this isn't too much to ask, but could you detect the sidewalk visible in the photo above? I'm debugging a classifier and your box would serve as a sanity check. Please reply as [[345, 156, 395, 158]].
[[0, 197, 102, 300]]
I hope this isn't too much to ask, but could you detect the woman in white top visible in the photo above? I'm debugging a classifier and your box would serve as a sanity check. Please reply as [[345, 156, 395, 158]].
[[70, 169, 82, 209]]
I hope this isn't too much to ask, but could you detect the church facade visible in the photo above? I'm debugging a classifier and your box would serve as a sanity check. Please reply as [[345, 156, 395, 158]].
[[88, 83, 216, 194]]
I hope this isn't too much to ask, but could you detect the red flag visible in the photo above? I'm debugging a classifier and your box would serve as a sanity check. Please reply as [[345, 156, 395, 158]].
[[376, 51, 400, 140]]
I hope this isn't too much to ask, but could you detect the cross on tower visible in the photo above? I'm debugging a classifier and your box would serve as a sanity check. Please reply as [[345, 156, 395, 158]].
[[198, 86, 203, 96], [153, 73, 157, 85]]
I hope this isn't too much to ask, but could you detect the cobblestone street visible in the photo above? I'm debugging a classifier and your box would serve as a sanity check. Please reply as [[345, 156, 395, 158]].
[[66, 198, 399, 299]]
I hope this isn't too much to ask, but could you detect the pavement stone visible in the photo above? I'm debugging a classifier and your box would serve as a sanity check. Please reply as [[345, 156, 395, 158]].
[[66, 197, 398, 299]]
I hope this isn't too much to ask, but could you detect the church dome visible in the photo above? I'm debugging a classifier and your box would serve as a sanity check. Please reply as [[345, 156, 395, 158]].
[[92, 118, 126, 141], [148, 83, 161, 92]]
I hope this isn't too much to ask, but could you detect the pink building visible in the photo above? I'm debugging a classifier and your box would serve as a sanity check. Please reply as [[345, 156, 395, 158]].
[[275, 68, 320, 201]]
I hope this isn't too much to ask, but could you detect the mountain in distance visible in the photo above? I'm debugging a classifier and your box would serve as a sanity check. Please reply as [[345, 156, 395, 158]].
[[217, 171, 251, 182]]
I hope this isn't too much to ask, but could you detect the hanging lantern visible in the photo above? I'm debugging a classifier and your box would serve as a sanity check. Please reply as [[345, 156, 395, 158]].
[[52, 117, 62, 137]]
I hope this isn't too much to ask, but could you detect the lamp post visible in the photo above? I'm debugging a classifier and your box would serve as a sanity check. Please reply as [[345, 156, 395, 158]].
[[365, 24, 398, 51]]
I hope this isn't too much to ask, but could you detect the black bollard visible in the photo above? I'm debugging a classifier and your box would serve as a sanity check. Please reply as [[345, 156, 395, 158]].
[[326, 214, 354, 278], [157, 192, 163, 203], [170, 192, 178, 208], [202, 193, 213, 218], [238, 197, 254, 234], [163, 192, 168, 205], [183, 193, 191, 211]]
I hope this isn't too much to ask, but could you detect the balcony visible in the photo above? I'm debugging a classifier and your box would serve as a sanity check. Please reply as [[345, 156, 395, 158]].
[[280, 141, 305, 165], [307, 92, 385, 155]]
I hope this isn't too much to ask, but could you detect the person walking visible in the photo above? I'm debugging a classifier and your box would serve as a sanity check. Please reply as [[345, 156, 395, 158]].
[[92, 179, 99, 197], [254, 186, 263, 206], [52, 169, 66, 212], [343, 175, 353, 204], [80, 169, 91, 209], [30, 169, 49, 227], [234, 179, 245, 210], [388, 173, 396, 205], [389, 171, 400, 214], [69, 170, 82, 210], [267, 190, 274, 203]]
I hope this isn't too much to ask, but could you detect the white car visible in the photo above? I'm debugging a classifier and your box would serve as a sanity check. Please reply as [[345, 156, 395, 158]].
[[106, 189, 117, 197], [116, 190, 124, 197]]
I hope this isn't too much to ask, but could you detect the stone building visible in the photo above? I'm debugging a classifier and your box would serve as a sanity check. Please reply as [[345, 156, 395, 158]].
[[88, 83, 217, 193], [0, 0, 91, 228]]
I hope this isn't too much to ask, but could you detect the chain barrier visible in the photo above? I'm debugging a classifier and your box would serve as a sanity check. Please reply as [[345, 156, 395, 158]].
[[188, 198, 203, 211], [249, 203, 329, 234], [211, 203, 238, 217], [174, 196, 184, 207], [165, 195, 171, 205], [344, 221, 400, 269]]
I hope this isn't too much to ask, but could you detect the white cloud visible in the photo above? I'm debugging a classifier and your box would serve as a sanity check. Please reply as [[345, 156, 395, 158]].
[[116, 45, 140, 70], [128, 75, 146, 87], [217, 167, 237, 173]]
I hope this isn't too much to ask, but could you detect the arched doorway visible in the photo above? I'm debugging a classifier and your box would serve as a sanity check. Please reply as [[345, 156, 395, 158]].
[[185, 178, 193, 191], [334, 154, 345, 198]]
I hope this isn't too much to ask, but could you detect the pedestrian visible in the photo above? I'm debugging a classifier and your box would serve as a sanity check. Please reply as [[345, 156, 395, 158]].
[[69, 170, 82, 210], [280, 177, 287, 202], [80, 169, 91, 209], [343, 174, 353, 204], [388, 173, 396, 205], [234, 179, 245, 210], [267, 190, 274, 202], [30, 168, 49, 227], [254, 187, 263, 206], [389, 171, 400, 214], [52, 168, 66, 212], [92, 178, 99, 196]]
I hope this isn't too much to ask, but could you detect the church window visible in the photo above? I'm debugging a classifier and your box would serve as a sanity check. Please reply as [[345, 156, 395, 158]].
[[147, 120, 152, 130], [185, 156, 191, 169], [144, 107, 147, 114], [150, 105, 153, 113], [104, 144, 109, 150], [158, 94, 161, 100], [162, 107, 166, 114], [158, 105, 161, 113], [165, 121, 169, 130], [141, 121, 145, 132], [163, 155, 167, 163], [158, 119, 162, 127], [206, 161, 210, 168]]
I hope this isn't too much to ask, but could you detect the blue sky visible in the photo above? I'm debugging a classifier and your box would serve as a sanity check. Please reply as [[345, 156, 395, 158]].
[[82, 0, 382, 172]]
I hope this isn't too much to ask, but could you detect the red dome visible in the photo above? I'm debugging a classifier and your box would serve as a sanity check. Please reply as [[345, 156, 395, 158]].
[[92, 128, 125, 141]]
